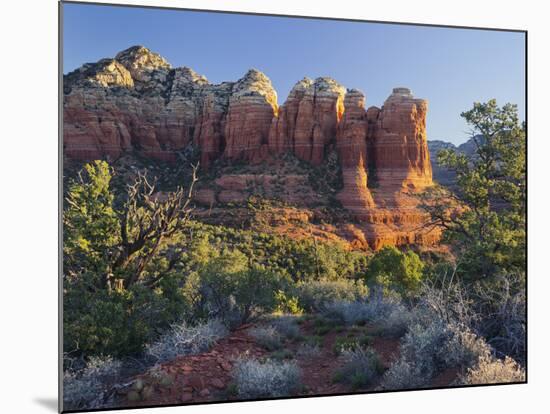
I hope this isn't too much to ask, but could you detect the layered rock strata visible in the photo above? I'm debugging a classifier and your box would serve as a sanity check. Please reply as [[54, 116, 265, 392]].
[[64, 46, 278, 166], [368, 87, 433, 189], [335, 89, 375, 214], [268, 77, 346, 164]]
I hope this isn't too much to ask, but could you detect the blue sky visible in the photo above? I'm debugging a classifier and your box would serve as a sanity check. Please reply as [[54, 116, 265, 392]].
[[62, 2, 525, 145]]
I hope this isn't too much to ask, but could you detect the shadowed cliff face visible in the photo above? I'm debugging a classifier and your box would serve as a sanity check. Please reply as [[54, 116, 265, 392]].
[[63, 45, 438, 249]]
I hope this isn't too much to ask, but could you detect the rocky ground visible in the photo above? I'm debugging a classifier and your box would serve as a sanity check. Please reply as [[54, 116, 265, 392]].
[[116, 316, 457, 408]]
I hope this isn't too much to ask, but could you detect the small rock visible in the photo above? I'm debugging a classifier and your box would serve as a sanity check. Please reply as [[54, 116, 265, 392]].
[[141, 385, 154, 400], [186, 374, 205, 390], [127, 390, 141, 402], [181, 392, 193, 402], [220, 362, 232, 371], [133, 378, 145, 391], [158, 374, 174, 387], [211, 378, 225, 389], [199, 388, 210, 397]]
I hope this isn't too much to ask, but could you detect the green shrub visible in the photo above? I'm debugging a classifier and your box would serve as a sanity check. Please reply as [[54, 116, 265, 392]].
[[63, 283, 179, 357], [296, 279, 368, 312], [366, 246, 424, 294], [182, 220, 368, 283], [270, 315, 301, 340], [271, 349, 295, 361], [64, 160, 119, 276], [249, 326, 283, 351], [334, 347, 383, 389], [197, 251, 285, 325], [296, 342, 321, 357], [274, 290, 304, 315], [332, 335, 372, 355], [233, 267, 286, 323], [304, 335, 323, 347]]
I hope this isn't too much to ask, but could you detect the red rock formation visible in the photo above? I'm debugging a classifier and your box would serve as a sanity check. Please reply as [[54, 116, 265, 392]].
[[335, 89, 375, 214], [64, 47, 278, 167], [268, 78, 311, 154], [194, 92, 229, 168], [222, 69, 278, 163], [269, 77, 345, 165], [63, 46, 439, 250], [63, 59, 134, 160], [63, 47, 199, 162], [369, 87, 433, 189]]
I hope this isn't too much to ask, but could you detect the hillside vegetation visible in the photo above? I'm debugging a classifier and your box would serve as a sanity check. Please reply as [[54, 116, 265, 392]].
[[62, 100, 525, 410]]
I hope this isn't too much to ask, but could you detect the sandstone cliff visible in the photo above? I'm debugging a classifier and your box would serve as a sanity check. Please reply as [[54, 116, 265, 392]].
[[269, 77, 346, 165], [368, 87, 433, 190], [63, 46, 438, 249], [335, 89, 375, 214]]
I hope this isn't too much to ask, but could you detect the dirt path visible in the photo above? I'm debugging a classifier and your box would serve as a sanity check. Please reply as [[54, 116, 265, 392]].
[[293, 326, 350, 396], [120, 317, 456, 408], [292, 320, 401, 395], [122, 323, 267, 407]]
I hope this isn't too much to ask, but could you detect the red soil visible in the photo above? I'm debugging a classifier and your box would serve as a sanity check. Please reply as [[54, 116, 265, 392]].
[[120, 317, 457, 408]]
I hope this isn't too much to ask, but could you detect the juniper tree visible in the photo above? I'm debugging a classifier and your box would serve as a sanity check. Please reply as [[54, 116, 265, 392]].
[[422, 100, 526, 279]]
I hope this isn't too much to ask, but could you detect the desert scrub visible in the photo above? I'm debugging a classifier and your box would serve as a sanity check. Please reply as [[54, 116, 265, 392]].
[[274, 290, 304, 315], [145, 319, 227, 362], [270, 315, 301, 340], [377, 359, 426, 390], [332, 335, 373, 355], [379, 318, 493, 390], [460, 355, 525, 385], [296, 342, 321, 357], [271, 349, 295, 361], [311, 317, 334, 334], [442, 324, 492, 368], [232, 357, 301, 398], [249, 326, 283, 351], [322, 295, 411, 336], [303, 335, 323, 347], [63, 356, 122, 411], [333, 347, 383, 389], [296, 279, 368, 312]]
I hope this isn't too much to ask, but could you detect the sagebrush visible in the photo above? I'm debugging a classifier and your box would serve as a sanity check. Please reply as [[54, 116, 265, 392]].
[[232, 357, 301, 398]]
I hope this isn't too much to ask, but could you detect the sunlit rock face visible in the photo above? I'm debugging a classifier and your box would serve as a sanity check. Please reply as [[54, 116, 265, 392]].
[[269, 77, 346, 165], [63, 46, 438, 249], [222, 69, 278, 163], [64, 46, 199, 161], [369, 87, 433, 190], [336, 89, 375, 214]]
